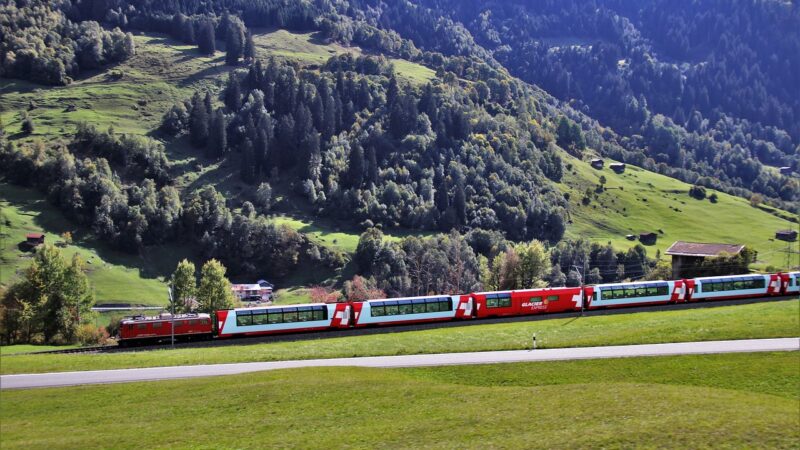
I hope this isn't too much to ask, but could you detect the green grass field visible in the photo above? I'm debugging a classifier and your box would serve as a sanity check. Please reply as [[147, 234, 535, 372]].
[[1, 352, 797, 449], [251, 28, 436, 84], [2, 300, 796, 375], [0, 183, 174, 305], [560, 151, 798, 269]]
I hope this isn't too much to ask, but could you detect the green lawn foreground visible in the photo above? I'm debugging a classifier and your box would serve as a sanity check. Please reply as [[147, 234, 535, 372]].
[[1, 352, 797, 449], [2, 299, 798, 375]]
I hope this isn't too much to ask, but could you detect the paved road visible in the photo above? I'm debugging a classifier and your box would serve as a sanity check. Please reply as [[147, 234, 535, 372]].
[[3, 338, 797, 390]]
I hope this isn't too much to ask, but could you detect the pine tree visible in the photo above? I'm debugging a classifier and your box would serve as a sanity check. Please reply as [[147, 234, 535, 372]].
[[225, 17, 245, 65], [244, 30, 256, 61], [189, 94, 209, 148], [240, 138, 256, 183], [197, 20, 215, 55], [224, 75, 241, 111], [454, 178, 467, 225], [208, 109, 226, 157], [348, 142, 365, 188], [365, 144, 378, 186]]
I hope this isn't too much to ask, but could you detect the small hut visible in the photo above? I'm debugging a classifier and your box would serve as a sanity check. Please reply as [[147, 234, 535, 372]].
[[639, 232, 658, 245], [590, 158, 604, 169], [776, 230, 798, 242], [25, 233, 45, 247]]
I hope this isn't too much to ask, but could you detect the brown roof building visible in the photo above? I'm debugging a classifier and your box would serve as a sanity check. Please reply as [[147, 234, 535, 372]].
[[665, 241, 745, 279]]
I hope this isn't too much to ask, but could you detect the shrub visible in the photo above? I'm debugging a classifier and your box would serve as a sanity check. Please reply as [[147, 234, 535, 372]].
[[77, 324, 109, 345]]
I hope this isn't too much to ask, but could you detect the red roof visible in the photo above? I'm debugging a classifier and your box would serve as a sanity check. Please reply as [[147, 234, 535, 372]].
[[665, 241, 744, 257], [26, 233, 44, 239]]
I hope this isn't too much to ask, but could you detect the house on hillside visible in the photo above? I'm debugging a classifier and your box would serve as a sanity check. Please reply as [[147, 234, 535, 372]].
[[779, 167, 793, 176], [590, 158, 604, 169], [775, 230, 798, 242], [665, 241, 745, 279], [25, 233, 45, 247], [232, 281, 274, 303]]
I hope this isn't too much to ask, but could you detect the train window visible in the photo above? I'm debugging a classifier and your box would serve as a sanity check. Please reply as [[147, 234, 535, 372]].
[[236, 313, 252, 327], [734, 281, 744, 290], [635, 287, 647, 296], [252, 313, 269, 325], [152, 322, 163, 329], [137, 324, 147, 329], [412, 302, 426, 314], [486, 296, 498, 308], [547, 295, 559, 302], [283, 310, 299, 323], [385, 302, 399, 316], [603, 290, 615, 299], [312, 309, 325, 321], [267, 312, 282, 324], [530, 296, 543, 304], [592, 292, 597, 301], [624, 288, 636, 297], [371, 305, 385, 317], [646, 287, 658, 296], [724, 282, 734, 291], [399, 302, 413, 315], [173, 321, 183, 327], [426, 300, 441, 312], [298, 310, 313, 322], [498, 294, 511, 308]]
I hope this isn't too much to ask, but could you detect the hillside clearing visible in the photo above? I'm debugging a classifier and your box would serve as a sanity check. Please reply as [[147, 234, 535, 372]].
[[560, 151, 797, 268]]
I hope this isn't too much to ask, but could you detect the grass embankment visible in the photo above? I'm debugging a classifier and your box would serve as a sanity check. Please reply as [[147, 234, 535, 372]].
[[2, 300, 797, 375], [1, 352, 797, 449], [0, 183, 174, 305], [560, 151, 797, 269]]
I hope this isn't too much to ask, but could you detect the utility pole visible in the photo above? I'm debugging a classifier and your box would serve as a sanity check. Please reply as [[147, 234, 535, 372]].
[[572, 258, 587, 316], [168, 285, 175, 349]]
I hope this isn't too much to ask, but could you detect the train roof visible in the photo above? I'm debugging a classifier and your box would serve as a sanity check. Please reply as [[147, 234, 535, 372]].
[[233, 302, 332, 311], [472, 286, 580, 296], [693, 274, 769, 281]]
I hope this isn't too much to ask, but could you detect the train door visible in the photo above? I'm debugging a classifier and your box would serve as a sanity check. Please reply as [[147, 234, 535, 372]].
[[683, 279, 696, 302]]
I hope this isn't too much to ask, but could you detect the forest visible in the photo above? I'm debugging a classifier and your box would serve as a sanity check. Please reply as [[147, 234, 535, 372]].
[[0, 0, 794, 298]]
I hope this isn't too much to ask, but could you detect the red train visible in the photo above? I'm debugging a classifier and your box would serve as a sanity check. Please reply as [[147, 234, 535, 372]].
[[117, 272, 798, 344], [118, 313, 213, 346]]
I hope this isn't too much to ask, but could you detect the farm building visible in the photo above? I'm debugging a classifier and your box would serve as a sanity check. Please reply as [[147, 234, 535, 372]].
[[775, 230, 798, 242], [779, 167, 793, 175], [665, 241, 745, 279], [232, 281, 274, 302], [590, 158, 604, 169], [25, 233, 45, 247]]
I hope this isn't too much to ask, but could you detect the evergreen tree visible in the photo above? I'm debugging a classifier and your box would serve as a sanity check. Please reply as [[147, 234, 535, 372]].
[[225, 17, 245, 65], [365, 144, 378, 186], [208, 109, 226, 158], [348, 142, 365, 188], [244, 30, 256, 61], [454, 178, 467, 225], [196, 259, 236, 314], [197, 20, 216, 55], [189, 94, 209, 148], [241, 138, 256, 183], [170, 259, 196, 313], [224, 75, 242, 111]]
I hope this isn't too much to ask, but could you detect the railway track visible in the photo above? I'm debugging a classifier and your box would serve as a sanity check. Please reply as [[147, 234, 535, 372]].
[[16, 295, 799, 356]]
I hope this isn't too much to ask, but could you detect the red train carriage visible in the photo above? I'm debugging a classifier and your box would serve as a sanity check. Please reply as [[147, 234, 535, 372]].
[[118, 313, 213, 346], [216, 303, 351, 338], [780, 272, 800, 295], [470, 287, 583, 318]]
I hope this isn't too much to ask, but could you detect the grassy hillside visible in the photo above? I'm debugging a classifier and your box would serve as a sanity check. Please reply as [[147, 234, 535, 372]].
[[0, 183, 177, 305], [2, 299, 796, 374], [559, 151, 798, 268], [2, 352, 797, 449]]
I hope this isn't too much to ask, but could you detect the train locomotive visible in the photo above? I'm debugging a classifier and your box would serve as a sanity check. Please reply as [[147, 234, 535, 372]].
[[118, 271, 799, 344]]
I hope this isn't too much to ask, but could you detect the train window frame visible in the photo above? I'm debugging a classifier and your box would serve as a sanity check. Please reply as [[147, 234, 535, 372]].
[[152, 322, 163, 329], [529, 296, 543, 304], [399, 301, 413, 315], [412, 302, 426, 314], [236, 313, 253, 327], [546, 295, 559, 302], [385, 302, 399, 316], [267, 311, 282, 324], [136, 323, 147, 330], [283, 309, 299, 323]]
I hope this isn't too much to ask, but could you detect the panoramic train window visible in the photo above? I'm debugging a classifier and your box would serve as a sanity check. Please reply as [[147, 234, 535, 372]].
[[600, 283, 669, 300], [486, 293, 512, 308], [701, 277, 765, 292], [236, 312, 252, 326], [370, 297, 452, 316]]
